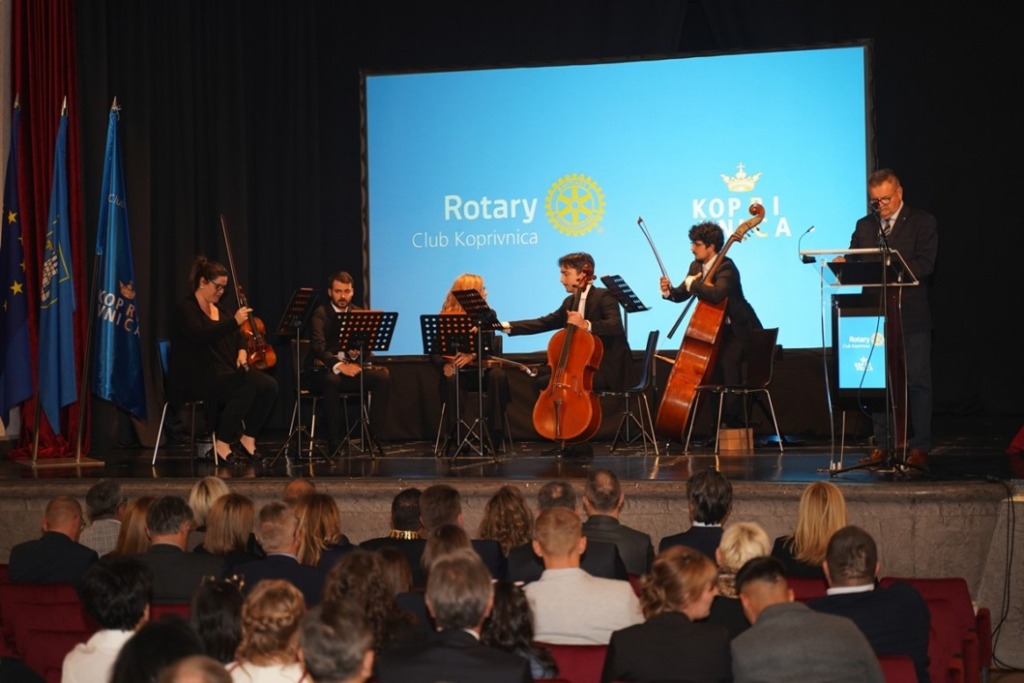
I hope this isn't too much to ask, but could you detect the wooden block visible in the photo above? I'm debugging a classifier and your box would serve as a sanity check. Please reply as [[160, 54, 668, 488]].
[[719, 428, 753, 452]]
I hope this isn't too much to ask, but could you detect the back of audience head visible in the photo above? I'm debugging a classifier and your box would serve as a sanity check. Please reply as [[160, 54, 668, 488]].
[[481, 579, 537, 651], [236, 579, 306, 666], [717, 522, 771, 576], [80, 555, 152, 631], [791, 481, 848, 565], [283, 477, 316, 506], [376, 546, 413, 595], [110, 615, 205, 683], [425, 548, 493, 631], [584, 468, 623, 515], [390, 487, 422, 533], [323, 549, 408, 652], [147, 495, 195, 541], [300, 604, 374, 683], [419, 483, 462, 533], [533, 506, 583, 559], [478, 484, 533, 555], [156, 655, 231, 683], [687, 469, 732, 525], [44, 495, 85, 540], [296, 492, 345, 566], [640, 546, 719, 621], [114, 495, 155, 556], [202, 493, 255, 555], [823, 525, 878, 587], [421, 523, 471, 576], [190, 575, 244, 664], [734, 556, 792, 624], [537, 479, 577, 512], [86, 479, 126, 520], [256, 501, 298, 554], [189, 477, 231, 529]]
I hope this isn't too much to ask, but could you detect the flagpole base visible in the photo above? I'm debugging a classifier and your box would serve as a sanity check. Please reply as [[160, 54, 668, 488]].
[[18, 457, 105, 469]]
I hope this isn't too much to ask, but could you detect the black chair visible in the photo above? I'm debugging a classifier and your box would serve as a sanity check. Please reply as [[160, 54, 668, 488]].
[[152, 338, 207, 464], [596, 329, 660, 456], [287, 338, 363, 459], [683, 327, 783, 454]]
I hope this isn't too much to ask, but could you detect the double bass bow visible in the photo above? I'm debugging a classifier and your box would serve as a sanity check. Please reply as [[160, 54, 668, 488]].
[[531, 268, 604, 445], [651, 203, 765, 442], [219, 214, 277, 370]]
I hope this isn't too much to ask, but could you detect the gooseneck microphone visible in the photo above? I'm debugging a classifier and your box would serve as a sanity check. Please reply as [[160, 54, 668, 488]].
[[798, 225, 816, 263]]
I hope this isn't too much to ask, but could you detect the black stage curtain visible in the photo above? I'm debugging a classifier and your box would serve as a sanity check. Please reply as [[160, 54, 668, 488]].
[[72, 1, 1021, 449]]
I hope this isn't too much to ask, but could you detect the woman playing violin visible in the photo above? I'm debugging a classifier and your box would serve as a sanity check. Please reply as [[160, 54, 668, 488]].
[[169, 256, 278, 464]]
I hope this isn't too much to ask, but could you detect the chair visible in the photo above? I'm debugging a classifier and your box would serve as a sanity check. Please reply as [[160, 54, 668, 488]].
[[0, 582, 95, 666], [684, 327, 783, 454], [879, 654, 918, 683], [152, 338, 207, 464], [786, 575, 828, 601], [536, 642, 608, 683], [596, 330, 660, 456], [287, 338, 363, 458], [150, 602, 192, 621]]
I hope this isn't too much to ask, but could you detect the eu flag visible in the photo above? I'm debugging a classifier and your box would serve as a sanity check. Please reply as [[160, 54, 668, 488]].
[[38, 108, 77, 434], [0, 104, 32, 427], [92, 104, 146, 419]]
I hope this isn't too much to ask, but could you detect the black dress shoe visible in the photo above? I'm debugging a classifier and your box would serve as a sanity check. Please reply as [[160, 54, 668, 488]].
[[231, 443, 259, 463], [562, 442, 594, 459]]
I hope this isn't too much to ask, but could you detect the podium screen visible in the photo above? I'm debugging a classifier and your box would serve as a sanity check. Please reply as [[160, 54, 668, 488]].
[[835, 310, 886, 392]]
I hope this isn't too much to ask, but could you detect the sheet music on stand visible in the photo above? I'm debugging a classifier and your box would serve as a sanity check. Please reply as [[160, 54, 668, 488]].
[[451, 289, 502, 329], [601, 273, 649, 337], [275, 287, 316, 339], [420, 314, 482, 357]]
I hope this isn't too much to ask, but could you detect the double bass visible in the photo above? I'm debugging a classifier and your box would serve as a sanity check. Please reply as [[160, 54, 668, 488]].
[[532, 269, 604, 444], [220, 214, 276, 370], [654, 203, 765, 442]]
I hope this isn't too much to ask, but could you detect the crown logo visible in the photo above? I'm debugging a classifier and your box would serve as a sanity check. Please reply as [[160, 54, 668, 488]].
[[119, 280, 136, 300], [721, 163, 762, 192]]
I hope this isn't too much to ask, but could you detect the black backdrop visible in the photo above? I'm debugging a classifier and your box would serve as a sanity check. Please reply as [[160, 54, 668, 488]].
[[72, 0, 1022, 448]]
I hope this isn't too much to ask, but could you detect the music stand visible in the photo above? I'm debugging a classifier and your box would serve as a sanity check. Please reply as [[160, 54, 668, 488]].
[[269, 287, 318, 466], [333, 310, 398, 459]]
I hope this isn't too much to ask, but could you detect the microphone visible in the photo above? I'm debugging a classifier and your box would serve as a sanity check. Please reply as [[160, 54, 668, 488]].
[[798, 225, 816, 263], [870, 199, 881, 214]]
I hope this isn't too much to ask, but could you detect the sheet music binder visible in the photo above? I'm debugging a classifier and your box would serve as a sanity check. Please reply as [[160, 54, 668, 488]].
[[600, 274, 650, 312]]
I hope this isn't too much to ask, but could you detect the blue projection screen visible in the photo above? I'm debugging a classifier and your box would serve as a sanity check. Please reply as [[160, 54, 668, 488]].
[[364, 45, 869, 356]]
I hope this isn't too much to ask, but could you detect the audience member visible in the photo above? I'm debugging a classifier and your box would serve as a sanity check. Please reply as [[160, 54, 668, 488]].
[[481, 579, 558, 681], [730, 557, 883, 683], [524, 506, 642, 644], [188, 477, 231, 552], [9, 495, 98, 586], [133, 495, 225, 604], [810, 525, 931, 683], [377, 546, 431, 635], [477, 484, 533, 557], [376, 549, 531, 683], [282, 478, 316, 506], [659, 469, 733, 560], [111, 495, 155, 557], [109, 615, 206, 683], [157, 655, 231, 683], [582, 468, 654, 576], [298, 604, 374, 683], [226, 579, 306, 682], [61, 556, 152, 683], [190, 576, 244, 665], [506, 479, 627, 583], [235, 502, 323, 606], [295, 492, 356, 575], [79, 479, 128, 557], [200, 493, 259, 572], [359, 488, 426, 588], [418, 483, 505, 579], [705, 521, 771, 639], [420, 523, 472, 579], [771, 481, 847, 579], [602, 546, 731, 683]]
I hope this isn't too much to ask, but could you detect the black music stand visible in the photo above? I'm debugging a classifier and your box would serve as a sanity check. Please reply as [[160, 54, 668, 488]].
[[333, 310, 398, 459], [269, 287, 318, 466], [451, 289, 505, 462]]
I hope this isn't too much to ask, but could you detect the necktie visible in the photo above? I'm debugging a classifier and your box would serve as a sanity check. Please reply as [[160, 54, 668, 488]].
[[883, 218, 893, 234]]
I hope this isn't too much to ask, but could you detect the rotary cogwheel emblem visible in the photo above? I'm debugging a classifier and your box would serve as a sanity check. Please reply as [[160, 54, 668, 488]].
[[545, 174, 606, 237]]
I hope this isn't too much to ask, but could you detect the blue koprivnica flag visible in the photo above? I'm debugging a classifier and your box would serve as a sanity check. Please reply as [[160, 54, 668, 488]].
[[1, 104, 33, 426], [92, 104, 146, 419], [38, 107, 77, 434]]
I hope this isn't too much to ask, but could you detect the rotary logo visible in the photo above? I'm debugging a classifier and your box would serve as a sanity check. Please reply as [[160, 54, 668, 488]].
[[872, 332, 885, 347], [545, 173, 606, 237]]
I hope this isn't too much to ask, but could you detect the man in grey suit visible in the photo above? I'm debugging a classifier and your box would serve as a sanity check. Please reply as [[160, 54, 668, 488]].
[[581, 468, 653, 576], [731, 556, 884, 683]]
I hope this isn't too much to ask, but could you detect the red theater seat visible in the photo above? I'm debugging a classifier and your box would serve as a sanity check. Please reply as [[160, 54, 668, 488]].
[[535, 642, 608, 683]]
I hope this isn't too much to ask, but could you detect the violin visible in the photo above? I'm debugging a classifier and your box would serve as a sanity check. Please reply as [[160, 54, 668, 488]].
[[220, 215, 276, 370], [531, 268, 604, 444]]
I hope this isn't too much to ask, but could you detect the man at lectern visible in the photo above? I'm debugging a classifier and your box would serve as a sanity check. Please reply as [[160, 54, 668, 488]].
[[307, 270, 391, 452], [849, 169, 938, 467]]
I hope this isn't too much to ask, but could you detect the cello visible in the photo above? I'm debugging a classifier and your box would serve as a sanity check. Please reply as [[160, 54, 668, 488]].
[[653, 203, 765, 442], [220, 214, 277, 370], [532, 268, 604, 444]]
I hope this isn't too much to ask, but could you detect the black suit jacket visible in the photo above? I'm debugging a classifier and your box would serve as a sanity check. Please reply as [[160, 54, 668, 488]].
[[582, 515, 654, 577], [658, 525, 724, 562], [133, 543, 225, 604], [506, 539, 626, 584], [848, 205, 938, 333], [665, 255, 761, 341], [601, 611, 732, 683], [377, 628, 532, 683], [235, 553, 324, 607], [8, 532, 98, 588], [509, 285, 633, 391]]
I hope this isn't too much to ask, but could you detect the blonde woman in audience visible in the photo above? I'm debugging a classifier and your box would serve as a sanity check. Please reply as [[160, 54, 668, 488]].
[[295, 492, 355, 575], [706, 521, 771, 638], [111, 496, 155, 557], [771, 481, 847, 578], [201, 493, 259, 572], [228, 579, 306, 682], [189, 476, 231, 551], [477, 484, 533, 557]]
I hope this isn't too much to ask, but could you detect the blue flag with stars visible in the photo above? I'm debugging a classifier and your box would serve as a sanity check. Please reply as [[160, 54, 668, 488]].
[[93, 104, 146, 418], [0, 105, 32, 427], [38, 108, 77, 434]]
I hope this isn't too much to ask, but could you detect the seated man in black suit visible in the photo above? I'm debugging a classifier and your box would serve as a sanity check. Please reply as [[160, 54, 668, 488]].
[[235, 501, 324, 606], [506, 479, 626, 583], [419, 484, 505, 580], [9, 495, 98, 587], [659, 468, 733, 560], [377, 548, 531, 683], [360, 487, 427, 589], [299, 604, 375, 683], [582, 468, 653, 576], [132, 495, 224, 604], [810, 525, 931, 683]]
